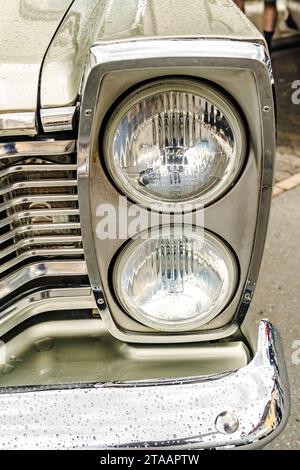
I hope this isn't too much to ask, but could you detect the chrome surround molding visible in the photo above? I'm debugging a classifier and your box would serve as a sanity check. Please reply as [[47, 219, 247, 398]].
[[41, 106, 77, 133], [0, 321, 290, 450], [0, 112, 37, 137], [0, 107, 77, 136], [77, 39, 275, 343]]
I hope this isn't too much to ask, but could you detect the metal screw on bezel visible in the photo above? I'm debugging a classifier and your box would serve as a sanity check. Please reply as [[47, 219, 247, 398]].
[[84, 109, 93, 117], [263, 105, 271, 113]]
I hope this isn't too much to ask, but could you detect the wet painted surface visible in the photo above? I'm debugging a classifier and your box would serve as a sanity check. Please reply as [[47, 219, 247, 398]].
[[40, 0, 261, 108], [0, 0, 73, 113]]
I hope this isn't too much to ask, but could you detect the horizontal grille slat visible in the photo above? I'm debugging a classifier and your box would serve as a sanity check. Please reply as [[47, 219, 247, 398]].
[[0, 236, 83, 259], [0, 261, 88, 300], [0, 194, 78, 213], [0, 288, 95, 337], [0, 140, 76, 160], [0, 140, 87, 308], [0, 208, 80, 229], [0, 248, 84, 275], [0, 180, 78, 197], [0, 222, 81, 244], [0, 164, 77, 178]]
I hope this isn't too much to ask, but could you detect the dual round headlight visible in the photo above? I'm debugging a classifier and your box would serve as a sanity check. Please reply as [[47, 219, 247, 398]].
[[113, 226, 237, 331], [103, 79, 244, 331], [104, 79, 246, 211]]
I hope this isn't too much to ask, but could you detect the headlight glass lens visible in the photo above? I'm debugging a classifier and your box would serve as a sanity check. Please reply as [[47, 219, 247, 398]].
[[113, 226, 237, 331], [104, 80, 246, 209]]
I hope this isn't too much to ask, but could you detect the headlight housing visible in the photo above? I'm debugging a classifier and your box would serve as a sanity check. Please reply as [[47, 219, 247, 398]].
[[104, 79, 246, 210], [113, 226, 237, 331]]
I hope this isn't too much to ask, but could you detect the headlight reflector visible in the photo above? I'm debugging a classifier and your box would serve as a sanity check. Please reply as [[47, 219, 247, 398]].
[[113, 226, 237, 331], [104, 79, 246, 209]]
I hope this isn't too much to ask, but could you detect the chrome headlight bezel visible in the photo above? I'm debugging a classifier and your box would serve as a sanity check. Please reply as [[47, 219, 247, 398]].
[[103, 78, 247, 211], [77, 39, 275, 344]]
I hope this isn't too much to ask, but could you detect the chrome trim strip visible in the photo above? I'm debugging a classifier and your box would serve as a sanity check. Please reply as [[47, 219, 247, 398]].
[[0, 112, 37, 137], [0, 236, 82, 260], [41, 107, 77, 133], [0, 140, 76, 160], [0, 194, 78, 214], [0, 249, 84, 276], [0, 223, 81, 245], [0, 180, 78, 198], [0, 288, 95, 337], [0, 261, 88, 300], [0, 164, 77, 178], [0, 321, 290, 450], [0, 208, 80, 229]]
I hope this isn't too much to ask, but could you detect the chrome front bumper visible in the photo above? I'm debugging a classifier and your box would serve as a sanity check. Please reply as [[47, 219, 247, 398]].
[[0, 321, 290, 450]]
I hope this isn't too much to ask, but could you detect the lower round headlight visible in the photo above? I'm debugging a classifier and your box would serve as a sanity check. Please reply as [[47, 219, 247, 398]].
[[113, 226, 237, 331], [104, 79, 246, 211]]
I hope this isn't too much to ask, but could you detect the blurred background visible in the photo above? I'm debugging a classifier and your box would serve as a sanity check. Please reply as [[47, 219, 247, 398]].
[[247, 0, 300, 40]]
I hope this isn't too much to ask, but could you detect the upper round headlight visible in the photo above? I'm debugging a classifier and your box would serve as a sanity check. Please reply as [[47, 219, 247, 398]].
[[103, 79, 246, 210], [112, 226, 237, 332]]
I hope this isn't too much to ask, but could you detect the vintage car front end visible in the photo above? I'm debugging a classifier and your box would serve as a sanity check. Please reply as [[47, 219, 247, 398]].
[[0, 0, 290, 449]]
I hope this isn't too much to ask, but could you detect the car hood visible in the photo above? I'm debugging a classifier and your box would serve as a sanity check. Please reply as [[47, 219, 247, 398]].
[[40, 0, 261, 109], [0, 0, 262, 116], [0, 0, 73, 114]]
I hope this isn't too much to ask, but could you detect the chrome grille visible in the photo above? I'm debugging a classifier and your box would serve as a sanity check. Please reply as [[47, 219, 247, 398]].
[[0, 140, 90, 314]]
